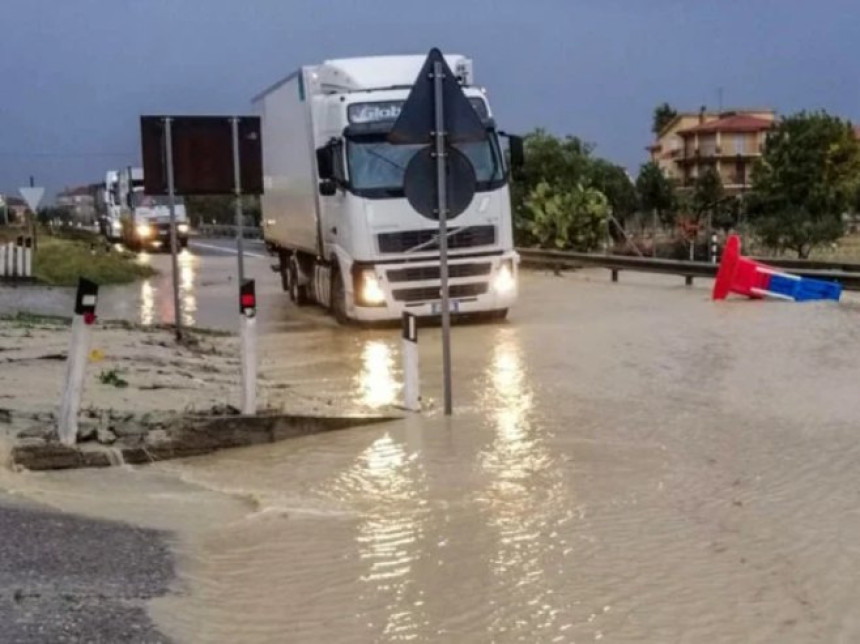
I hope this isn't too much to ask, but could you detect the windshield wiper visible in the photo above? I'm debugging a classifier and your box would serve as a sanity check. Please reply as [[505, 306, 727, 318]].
[[364, 145, 407, 172]]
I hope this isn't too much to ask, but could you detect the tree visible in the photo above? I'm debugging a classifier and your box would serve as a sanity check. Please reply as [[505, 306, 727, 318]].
[[589, 159, 639, 235], [523, 181, 608, 251], [510, 129, 601, 246], [652, 103, 678, 136], [747, 111, 860, 257], [636, 162, 676, 226]]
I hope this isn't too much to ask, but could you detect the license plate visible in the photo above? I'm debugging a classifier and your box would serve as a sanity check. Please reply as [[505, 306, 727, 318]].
[[431, 300, 460, 314]]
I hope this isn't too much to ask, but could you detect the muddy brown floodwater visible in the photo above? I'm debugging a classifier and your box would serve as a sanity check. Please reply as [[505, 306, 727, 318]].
[[3, 267, 860, 643]]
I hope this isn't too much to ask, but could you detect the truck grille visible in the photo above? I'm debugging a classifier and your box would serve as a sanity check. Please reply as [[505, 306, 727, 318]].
[[386, 262, 491, 283], [391, 282, 489, 303], [378, 225, 496, 254]]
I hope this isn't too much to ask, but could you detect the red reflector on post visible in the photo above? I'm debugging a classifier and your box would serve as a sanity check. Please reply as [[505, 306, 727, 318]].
[[83, 312, 96, 325], [241, 294, 255, 308]]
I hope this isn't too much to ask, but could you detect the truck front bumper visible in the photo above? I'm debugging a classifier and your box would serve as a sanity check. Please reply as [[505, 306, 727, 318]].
[[348, 252, 519, 322]]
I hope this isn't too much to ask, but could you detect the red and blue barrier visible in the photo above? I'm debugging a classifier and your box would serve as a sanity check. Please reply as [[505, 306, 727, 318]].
[[713, 235, 842, 302]]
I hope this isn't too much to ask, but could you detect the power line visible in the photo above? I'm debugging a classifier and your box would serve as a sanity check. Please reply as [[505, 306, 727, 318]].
[[0, 151, 135, 159]]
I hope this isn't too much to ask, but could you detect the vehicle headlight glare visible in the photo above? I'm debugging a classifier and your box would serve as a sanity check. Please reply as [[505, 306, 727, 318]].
[[361, 270, 386, 305], [136, 223, 152, 238], [493, 261, 516, 294], [177, 223, 189, 234]]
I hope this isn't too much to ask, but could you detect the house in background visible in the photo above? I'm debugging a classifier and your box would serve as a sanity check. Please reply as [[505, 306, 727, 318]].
[[648, 108, 776, 194], [0, 195, 29, 224], [56, 185, 98, 223]]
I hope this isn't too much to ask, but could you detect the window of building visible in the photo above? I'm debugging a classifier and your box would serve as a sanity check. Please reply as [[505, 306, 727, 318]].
[[735, 134, 746, 155]]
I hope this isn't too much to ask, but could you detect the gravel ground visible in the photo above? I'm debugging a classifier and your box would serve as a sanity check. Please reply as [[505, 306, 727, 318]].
[[0, 497, 174, 643]]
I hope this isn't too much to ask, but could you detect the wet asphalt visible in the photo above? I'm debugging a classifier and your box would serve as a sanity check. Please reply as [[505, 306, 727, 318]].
[[0, 498, 174, 643]]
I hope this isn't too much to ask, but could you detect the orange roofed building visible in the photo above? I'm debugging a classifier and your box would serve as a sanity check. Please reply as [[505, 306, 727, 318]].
[[648, 108, 776, 194]]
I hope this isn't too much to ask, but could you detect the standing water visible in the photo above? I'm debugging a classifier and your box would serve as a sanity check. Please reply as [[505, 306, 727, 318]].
[[4, 271, 860, 643]]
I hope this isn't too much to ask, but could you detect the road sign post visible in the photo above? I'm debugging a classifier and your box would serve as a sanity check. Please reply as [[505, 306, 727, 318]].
[[432, 60, 454, 416], [163, 117, 184, 341], [232, 117, 246, 285], [389, 49, 487, 416]]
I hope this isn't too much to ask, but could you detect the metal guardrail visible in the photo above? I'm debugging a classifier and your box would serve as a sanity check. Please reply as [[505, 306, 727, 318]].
[[196, 224, 263, 239], [517, 248, 860, 292]]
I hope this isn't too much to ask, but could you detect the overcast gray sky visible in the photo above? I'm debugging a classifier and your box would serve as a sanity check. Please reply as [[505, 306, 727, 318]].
[[1, 0, 858, 199]]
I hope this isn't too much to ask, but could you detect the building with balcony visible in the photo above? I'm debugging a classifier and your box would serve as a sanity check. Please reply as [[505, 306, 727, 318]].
[[648, 108, 776, 194]]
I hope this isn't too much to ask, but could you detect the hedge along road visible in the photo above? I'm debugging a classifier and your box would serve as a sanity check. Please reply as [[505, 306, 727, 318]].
[[3, 267, 860, 642]]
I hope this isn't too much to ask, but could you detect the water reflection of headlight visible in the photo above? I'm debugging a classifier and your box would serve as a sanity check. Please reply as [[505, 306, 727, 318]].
[[140, 280, 154, 326], [358, 340, 399, 408]]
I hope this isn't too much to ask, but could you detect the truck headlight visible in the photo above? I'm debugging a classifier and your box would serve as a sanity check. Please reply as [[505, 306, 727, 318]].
[[177, 223, 189, 234], [358, 269, 386, 306], [136, 223, 152, 238], [493, 260, 516, 295]]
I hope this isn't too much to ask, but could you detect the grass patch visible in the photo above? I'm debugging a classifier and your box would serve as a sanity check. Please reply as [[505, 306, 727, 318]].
[[31, 236, 156, 286], [98, 369, 129, 388], [0, 311, 72, 328]]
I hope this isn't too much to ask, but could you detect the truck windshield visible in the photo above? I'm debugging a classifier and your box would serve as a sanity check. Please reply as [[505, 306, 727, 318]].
[[347, 133, 505, 197]]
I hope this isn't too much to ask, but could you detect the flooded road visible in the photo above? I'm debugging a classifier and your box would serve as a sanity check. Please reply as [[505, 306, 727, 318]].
[[4, 264, 860, 642]]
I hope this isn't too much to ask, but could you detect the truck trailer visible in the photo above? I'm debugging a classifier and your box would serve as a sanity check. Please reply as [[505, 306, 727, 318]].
[[254, 54, 520, 323]]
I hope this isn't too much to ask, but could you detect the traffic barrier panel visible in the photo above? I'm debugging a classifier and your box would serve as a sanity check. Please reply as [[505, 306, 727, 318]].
[[713, 235, 842, 302]]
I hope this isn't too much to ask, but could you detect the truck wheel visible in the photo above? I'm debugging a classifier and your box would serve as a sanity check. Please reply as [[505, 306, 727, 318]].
[[331, 270, 349, 325], [279, 251, 290, 292], [289, 258, 308, 306]]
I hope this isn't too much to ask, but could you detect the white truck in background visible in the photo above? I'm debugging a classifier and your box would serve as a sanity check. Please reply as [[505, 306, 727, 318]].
[[98, 170, 123, 241], [100, 167, 190, 251], [254, 54, 521, 323]]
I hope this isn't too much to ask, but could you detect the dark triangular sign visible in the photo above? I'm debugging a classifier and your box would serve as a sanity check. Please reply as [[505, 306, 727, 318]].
[[388, 48, 487, 145]]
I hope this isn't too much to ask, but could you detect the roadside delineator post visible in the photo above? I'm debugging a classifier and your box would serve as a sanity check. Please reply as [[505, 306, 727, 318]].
[[239, 279, 257, 415], [58, 278, 99, 445], [710, 233, 718, 265], [402, 312, 420, 411], [15, 236, 24, 277], [24, 237, 32, 277]]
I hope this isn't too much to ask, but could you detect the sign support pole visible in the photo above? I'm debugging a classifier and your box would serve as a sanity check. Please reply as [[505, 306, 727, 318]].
[[164, 117, 184, 341], [232, 117, 246, 285], [433, 60, 453, 416]]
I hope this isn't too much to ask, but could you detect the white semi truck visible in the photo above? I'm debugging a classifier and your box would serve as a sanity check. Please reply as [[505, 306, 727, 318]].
[[100, 167, 189, 251], [254, 54, 522, 323]]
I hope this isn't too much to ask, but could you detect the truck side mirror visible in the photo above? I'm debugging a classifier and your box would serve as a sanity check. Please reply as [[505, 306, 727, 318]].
[[316, 146, 334, 181], [508, 135, 525, 170], [319, 179, 337, 196]]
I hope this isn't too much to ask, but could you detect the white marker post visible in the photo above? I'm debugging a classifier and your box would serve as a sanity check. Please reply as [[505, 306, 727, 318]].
[[15, 236, 24, 277], [402, 312, 420, 411], [58, 278, 99, 445], [239, 279, 257, 415], [24, 237, 32, 278], [0, 244, 6, 277], [710, 233, 718, 265]]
